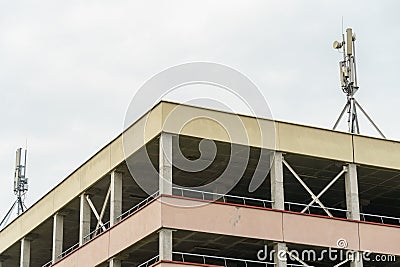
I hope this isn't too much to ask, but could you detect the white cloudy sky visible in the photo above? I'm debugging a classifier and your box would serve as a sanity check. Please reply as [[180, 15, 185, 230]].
[[0, 1, 399, 221]]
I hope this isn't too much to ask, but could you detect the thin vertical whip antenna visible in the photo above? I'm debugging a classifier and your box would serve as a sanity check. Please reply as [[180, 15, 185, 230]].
[[24, 141, 28, 178], [341, 16, 344, 35]]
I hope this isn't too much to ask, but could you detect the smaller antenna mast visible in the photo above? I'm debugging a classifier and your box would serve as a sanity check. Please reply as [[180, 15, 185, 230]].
[[332, 28, 386, 138], [14, 147, 29, 215], [0, 147, 29, 229]]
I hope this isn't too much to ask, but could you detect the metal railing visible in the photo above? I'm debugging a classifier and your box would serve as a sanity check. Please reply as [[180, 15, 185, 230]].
[[173, 252, 311, 267], [172, 187, 356, 220], [285, 201, 400, 225], [360, 212, 400, 225], [41, 260, 52, 267], [41, 242, 80, 267], [284, 201, 349, 217], [172, 187, 274, 208], [173, 251, 275, 266], [59, 242, 79, 259], [83, 221, 111, 243], [118, 191, 159, 221], [173, 187, 400, 226], [137, 255, 160, 267], [137, 252, 311, 267]]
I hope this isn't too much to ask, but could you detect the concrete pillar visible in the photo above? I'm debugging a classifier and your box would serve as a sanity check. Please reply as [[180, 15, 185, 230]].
[[110, 170, 123, 226], [270, 152, 285, 210], [270, 152, 287, 267], [159, 133, 173, 195], [79, 194, 91, 245], [52, 213, 64, 262], [109, 258, 121, 267], [350, 251, 363, 267], [159, 229, 173, 260], [20, 238, 30, 267], [273, 242, 287, 267], [345, 164, 360, 220], [345, 164, 363, 267]]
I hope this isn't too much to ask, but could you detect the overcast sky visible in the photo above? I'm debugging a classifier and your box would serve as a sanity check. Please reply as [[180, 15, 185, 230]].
[[0, 1, 399, 222]]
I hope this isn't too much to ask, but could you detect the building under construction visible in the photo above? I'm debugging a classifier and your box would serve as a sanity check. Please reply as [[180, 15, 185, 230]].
[[0, 101, 398, 266]]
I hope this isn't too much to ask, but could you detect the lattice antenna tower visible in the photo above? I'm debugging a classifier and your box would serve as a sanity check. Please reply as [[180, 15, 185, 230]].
[[332, 28, 386, 138]]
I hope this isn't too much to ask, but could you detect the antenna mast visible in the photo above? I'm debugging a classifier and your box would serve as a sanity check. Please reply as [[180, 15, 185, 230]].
[[14, 147, 29, 215], [332, 28, 386, 138], [0, 147, 29, 229]]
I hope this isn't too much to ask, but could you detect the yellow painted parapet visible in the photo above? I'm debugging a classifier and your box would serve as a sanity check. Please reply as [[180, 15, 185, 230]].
[[276, 121, 354, 162], [353, 135, 400, 170]]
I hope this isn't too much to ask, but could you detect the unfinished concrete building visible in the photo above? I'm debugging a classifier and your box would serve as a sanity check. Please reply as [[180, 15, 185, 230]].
[[0, 101, 398, 267]]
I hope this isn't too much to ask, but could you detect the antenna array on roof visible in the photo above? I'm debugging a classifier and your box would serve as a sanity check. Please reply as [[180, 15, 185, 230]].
[[0, 147, 29, 229], [332, 28, 386, 138]]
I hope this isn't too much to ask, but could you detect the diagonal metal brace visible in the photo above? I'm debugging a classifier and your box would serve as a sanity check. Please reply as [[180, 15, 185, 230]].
[[94, 185, 111, 232], [301, 167, 347, 213], [354, 100, 386, 139], [283, 159, 333, 217], [85, 195, 106, 232], [285, 248, 311, 266], [334, 259, 350, 267]]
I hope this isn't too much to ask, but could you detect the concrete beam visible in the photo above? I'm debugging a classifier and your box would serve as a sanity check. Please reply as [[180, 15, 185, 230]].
[[345, 164, 361, 220], [159, 133, 173, 195], [52, 213, 64, 263], [20, 238, 30, 267], [79, 193, 91, 245], [109, 258, 121, 267], [159, 229, 172, 260], [270, 152, 285, 210], [110, 170, 123, 226]]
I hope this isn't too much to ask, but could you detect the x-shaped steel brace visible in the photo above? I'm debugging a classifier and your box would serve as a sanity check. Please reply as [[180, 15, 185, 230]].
[[85, 183, 111, 233], [282, 158, 348, 217]]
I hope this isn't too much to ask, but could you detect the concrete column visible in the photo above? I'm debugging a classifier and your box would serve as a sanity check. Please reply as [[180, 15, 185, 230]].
[[52, 213, 64, 262], [20, 237, 30, 267], [159, 229, 172, 260], [345, 164, 363, 267], [159, 133, 173, 195], [350, 251, 364, 267], [109, 258, 121, 267], [273, 242, 287, 267], [270, 152, 285, 210], [110, 170, 123, 226], [345, 164, 361, 220], [271, 152, 287, 267], [79, 194, 91, 245]]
